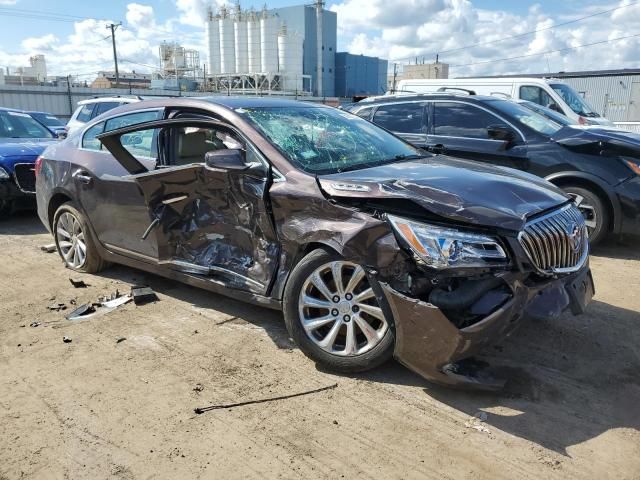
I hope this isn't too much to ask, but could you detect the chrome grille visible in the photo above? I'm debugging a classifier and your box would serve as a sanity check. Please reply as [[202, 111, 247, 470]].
[[518, 204, 589, 275], [13, 163, 36, 193]]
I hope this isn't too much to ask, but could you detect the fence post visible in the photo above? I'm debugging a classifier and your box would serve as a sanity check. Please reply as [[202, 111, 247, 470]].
[[66, 75, 73, 117]]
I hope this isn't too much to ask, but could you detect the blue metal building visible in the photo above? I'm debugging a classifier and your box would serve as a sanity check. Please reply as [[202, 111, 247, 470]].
[[334, 53, 388, 98], [270, 4, 337, 97]]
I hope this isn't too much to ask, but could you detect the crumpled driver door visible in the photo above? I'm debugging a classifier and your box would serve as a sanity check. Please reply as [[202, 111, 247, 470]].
[[97, 118, 279, 296]]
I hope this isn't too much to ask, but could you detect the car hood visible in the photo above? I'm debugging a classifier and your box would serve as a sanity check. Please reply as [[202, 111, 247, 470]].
[[318, 156, 568, 232], [0, 138, 54, 158], [552, 125, 640, 155]]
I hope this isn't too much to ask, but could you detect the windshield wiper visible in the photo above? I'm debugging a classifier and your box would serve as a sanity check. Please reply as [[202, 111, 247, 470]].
[[334, 154, 427, 174]]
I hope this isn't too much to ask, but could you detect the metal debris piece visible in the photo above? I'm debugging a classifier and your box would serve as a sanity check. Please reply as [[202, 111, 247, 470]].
[[62, 336, 72, 343], [194, 383, 338, 414], [116, 337, 126, 344], [66, 304, 96, 320], [131, 286, 158, 305], [48, 303, 66, 311], [69, 278, 88, 288], [40, 244, 57, 253], [29, 321, 40, 328]]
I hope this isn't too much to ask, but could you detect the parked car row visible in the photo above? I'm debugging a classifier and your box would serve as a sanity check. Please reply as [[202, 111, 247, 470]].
[[345, 92, 640, 244], [33, 97, 596, 389]]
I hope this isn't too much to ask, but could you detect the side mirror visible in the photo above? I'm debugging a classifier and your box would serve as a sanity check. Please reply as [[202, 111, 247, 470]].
[[548, 103, 563, 113], [56, 131, 68, 140], [205, 149, 247, 170], [487, 124, 517, 143]]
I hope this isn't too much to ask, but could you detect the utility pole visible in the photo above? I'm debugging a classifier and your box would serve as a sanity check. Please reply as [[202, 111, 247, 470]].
[[392, 63, 398, 93], [107, 22, 122, 87]]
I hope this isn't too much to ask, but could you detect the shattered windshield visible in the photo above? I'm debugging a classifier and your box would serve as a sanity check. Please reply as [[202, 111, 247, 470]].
[[550, 83, 599, 117], [238, 106, 423, 174]]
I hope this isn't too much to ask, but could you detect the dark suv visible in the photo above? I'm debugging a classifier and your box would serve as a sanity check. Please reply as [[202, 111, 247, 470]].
[[347, 94, 640, 244], [36, 97, 594, 389]]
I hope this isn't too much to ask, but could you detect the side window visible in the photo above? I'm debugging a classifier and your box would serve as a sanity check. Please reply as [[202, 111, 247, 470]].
[[76, 104, 95, 122], [172, 126, 243, 167], [520, 86, 560, 110], [373, 103, 424, 133], [105, 111, 163, 159], [82, 122, 105, 150], [92, 101, 122, 118], [433, 102, 500, 139], [354, 107, 372, 119]]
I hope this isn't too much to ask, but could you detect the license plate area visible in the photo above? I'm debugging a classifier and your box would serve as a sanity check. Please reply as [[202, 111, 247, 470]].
[[566, 269, 595, 315]]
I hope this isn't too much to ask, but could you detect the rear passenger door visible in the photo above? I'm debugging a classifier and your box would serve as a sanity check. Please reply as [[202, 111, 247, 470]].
[[428, 101, 529, 170], [371, 102, 428, 147], [74, 109, 163, 258]]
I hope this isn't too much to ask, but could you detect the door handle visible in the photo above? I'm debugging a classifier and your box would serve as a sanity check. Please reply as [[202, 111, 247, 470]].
[[74, 171, 92, 185]]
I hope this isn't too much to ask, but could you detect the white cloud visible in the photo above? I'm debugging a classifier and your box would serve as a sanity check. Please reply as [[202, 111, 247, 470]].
[[332, 0, 640, 76], [21, 34, 59, 52], [0, 0, 18, 4]]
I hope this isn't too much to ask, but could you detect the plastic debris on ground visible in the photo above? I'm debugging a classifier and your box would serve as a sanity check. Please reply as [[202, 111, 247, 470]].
[[464, 411, 491, 434], [69, 278, 88, 288], [62, 336, 72, 343], [66, 292, 132, 321], [131, 286, 158, 305], [40, 244, 57, 253]]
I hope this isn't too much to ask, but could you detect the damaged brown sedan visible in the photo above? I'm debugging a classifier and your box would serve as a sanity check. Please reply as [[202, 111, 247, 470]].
[[35, 97, 594, 389]]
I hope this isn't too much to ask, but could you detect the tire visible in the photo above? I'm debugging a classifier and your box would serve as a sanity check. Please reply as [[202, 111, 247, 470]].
[[283, 248, 394, 373], [53, 201, 107, 273], [562, 186, 608, 246]]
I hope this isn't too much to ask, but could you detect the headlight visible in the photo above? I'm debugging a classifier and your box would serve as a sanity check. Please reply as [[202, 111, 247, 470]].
[[388, 215, 508, 269], [0, 167, 9, 179]]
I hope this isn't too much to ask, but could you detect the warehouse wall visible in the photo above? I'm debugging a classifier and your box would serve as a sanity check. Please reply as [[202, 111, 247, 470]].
[[0, 84, 209, 120], [560, 75, 640, 122], [335, 53, 387, 98]]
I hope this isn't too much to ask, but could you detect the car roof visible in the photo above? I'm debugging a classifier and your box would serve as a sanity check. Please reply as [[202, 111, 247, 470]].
[[0, 106, 26, 113], [78, 96, 141, 105], [351, 93, 500, 107]]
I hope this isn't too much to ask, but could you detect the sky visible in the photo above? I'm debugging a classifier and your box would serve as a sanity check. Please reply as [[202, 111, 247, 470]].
[[0, 0, 639, 81]]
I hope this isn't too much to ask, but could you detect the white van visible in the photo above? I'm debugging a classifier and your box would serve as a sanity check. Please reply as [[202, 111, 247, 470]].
[[66, 96, 141, 133], [394, 77, 614, 126]]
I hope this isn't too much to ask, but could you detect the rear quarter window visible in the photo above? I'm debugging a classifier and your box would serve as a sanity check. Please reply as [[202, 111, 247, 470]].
[[82, 122, 105, 150]]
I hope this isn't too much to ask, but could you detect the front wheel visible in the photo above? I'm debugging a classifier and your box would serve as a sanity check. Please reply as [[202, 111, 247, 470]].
[[283, 248, 394, 373], [562, 186, 608, 246]]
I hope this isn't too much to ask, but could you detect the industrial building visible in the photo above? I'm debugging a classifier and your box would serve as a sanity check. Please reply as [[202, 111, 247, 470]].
[[0, 54, 48, 86], [388, 61, 449, 92], [205, 1, 386, 98], [335, 53, 387, 98], [91, 71, 152, 89]]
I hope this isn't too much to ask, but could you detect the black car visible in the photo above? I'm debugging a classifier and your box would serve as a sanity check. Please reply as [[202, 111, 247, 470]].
[[347, 94, 640, 244], [36, 97, 593, 389]]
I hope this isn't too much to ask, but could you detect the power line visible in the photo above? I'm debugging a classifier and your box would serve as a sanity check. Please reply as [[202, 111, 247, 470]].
[[449, 32, 640, 68], [0, 6, 97, 22], [391, 0, 640, 62]]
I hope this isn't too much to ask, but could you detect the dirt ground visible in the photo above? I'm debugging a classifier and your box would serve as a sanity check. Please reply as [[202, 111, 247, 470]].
[[0, 211, 639, 480]]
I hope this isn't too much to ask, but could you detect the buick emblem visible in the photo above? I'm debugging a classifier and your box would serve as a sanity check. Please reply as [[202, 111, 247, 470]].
[[566, 222, 583, 253]]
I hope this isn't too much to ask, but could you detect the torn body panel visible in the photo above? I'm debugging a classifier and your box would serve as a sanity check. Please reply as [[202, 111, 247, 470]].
[[382, 264, 593, 389], [127, 163, 279, 294]]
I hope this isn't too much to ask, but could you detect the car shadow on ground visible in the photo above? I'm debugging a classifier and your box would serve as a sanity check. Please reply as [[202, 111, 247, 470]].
[[590, 235, 639, 260], [96, 263, 640, 456], [0, 210, 47, 235]]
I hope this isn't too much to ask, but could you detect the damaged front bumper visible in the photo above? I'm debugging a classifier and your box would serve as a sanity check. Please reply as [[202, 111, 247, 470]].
[[381, 265, 594, 390]]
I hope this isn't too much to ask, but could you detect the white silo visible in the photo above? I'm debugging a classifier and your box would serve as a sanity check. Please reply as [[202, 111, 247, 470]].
[[260, 8, 278, 73], [278, 27, 304, 92], [247, 10, 262, 73], [206, 8, 220, 75], [219, 6, 236, 74], [234, 6, 248, 74]]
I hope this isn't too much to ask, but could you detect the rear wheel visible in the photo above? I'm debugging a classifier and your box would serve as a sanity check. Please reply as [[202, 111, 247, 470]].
[[562, 186, 607, 246], [283, 248, 394, 373], [53, 202, 106, 273]]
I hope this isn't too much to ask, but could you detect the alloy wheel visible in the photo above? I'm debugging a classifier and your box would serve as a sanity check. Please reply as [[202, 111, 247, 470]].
[[568, 193, 598, 231], [298, 261, 388, 356], [56, 212, 87, 269]]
